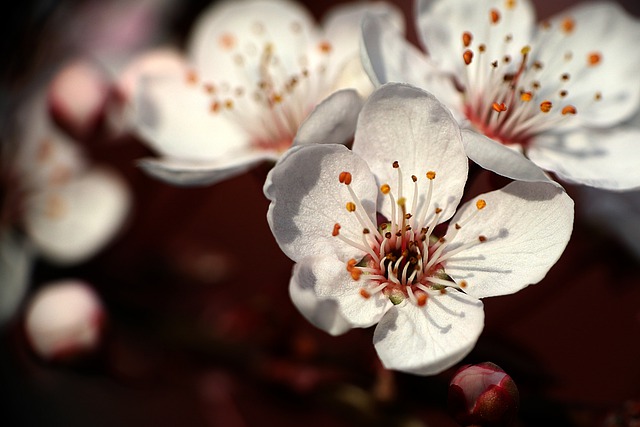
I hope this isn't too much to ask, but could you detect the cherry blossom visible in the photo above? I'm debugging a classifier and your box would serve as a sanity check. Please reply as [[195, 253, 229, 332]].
[[265, 83, 574, 374]]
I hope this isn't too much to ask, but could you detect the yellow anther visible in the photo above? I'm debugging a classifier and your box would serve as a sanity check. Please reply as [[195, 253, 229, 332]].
[[426, 171, 436, 180], [476, 199, 487, 210], [380, 184, 391, 194], [224, 99, 234, 109], [540, 100, 553, 113], [521, 45, 531, 55], [397, 197, 406, 207], [346, 202, 356, 212], [506, 0, 516, 9]]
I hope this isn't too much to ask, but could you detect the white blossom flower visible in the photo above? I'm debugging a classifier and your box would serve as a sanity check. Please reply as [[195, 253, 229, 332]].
[[361, 0, 640, 190], [0, 92, 130, 324], [265, 83, 574, 375], [133, 0, 402, 186]]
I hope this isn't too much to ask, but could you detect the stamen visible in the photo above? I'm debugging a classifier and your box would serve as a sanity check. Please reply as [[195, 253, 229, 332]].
[[561, 105, 577, 115], [587, 52, 602, 66], [339, 171, 352, 185], [462, 32, 473, 47], [463, 50, 474, 65], [539, 101, 552, 113], [490, 9, 501, 24]]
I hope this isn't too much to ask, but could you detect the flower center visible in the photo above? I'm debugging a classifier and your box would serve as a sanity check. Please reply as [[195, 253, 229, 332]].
[[333, 163, 487, 307], [458, 3, 603, 147], [186, 21, 335, 153]]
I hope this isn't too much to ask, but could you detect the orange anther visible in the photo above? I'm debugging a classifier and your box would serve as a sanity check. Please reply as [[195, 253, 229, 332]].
[[426, 171, 436, 180], [506, 0, 516, 9], [380, 184, 391, 194], [350, 268, 362, 281], [588, 52, 602, 66], [359, 288, 371, 299], [435, 208, 443, 214], [346, 202, 356, 212], [219, 33, 236, 50], [416, 292, 428, 306], [318, 41, 332, 54], [332, 223, 341, 237], [346, 259, 357, 271], [462, 31, 473, 47], [476, 199, 487, 210], [490, 8, 501, 24], [210, 101, 221, 113], [186, 70, 198, 85], [540, 100, 553, 113], [492, 102, 508, 113], [224, 99, 234, 109], [463, 49, 474, 65], [460, 280, 468, 288], [561, 105, 577, 115], [520, 91, 533, 102], [561, 17, 575, 33], [338, 171, 352, 185]]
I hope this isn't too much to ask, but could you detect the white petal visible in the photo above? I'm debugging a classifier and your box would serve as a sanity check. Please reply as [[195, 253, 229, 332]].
[[444, 181, 574, 299], [265, 144, 378, 262], [528, 129, 640, 190], [291, 256, 391, 331], [373, 289, 484, 376], [139, 150, 276, 187], [352, 83, 468, 224], [534, 2, 640, 128], [360, 12, 462, 111], [25, 168, 131, 265], [293, 89, 363, 147], [188, 0, 319, 83], [134, 73, 249, 162], [462, 129, 560, 186], [0, 232, 33, 324], [323, 1, 404, 81], [416, 0, 535, 74]]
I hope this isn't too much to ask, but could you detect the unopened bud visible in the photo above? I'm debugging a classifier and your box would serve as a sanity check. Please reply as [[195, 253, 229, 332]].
[[24, 280, 105, 361], [448, 362, 519, 426]]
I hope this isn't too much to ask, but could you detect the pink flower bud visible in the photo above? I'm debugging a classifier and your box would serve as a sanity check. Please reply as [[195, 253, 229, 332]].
[[24, 280, 105, 361], [448, 362, 519, 427]]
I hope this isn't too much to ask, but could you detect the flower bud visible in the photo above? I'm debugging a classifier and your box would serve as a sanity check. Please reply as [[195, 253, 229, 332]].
[[448, 362, 519, 427], [24, 280, 105, 361]]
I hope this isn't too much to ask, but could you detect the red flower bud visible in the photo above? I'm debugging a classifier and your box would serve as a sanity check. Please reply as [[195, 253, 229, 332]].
[[448, 362, 519, 427]]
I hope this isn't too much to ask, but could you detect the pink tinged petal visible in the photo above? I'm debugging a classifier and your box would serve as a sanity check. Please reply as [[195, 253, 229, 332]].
[[265, 144, 378, 262], [291, 256, 390, 332], [416, 0, 536, 75], [134, 74, 249, 161], [188, 0, 319, 83], [323, 1, 405, 83], [360, 12, 462, 112], [24, 280, 105, 360], [25, 168, 131, 265], [0, 232, 33, 324], [352, 83, 468, 224], [444, 181, 574, 299], [293, 89, 363, 147], [461, 129, 560, 187], [535, 2, 640, 128], [529, 129, 640, 190], [373, 289, 484, 376], [47, 59, 111, 141], [139, 150, 277, 187]]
